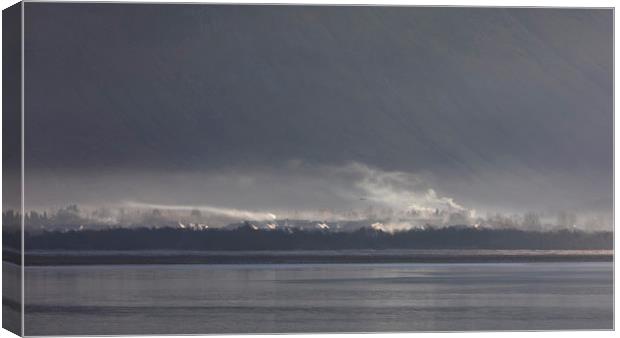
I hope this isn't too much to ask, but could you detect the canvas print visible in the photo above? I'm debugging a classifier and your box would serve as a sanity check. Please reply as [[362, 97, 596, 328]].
[[2, 2, 613, 336]]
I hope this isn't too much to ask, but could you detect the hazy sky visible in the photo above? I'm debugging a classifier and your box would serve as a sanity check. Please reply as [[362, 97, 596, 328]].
[[23, 4, 612, 228]]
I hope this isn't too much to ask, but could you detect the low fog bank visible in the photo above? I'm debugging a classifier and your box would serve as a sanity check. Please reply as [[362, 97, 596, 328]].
[[17, 163, 613, 232], [6, 206, 610, 234]]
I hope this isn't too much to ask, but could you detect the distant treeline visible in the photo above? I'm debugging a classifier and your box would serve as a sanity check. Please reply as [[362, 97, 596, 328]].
[[10, 225, 613, 251]]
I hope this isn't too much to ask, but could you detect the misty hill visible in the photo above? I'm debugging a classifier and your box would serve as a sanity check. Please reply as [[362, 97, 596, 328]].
[[14, 225, 612, 252]]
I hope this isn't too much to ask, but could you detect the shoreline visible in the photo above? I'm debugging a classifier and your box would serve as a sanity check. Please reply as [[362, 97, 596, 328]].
[[8, 249, 614, 266]]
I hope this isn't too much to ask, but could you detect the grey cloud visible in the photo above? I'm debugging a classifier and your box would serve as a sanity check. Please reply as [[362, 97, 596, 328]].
[[25, 5, 611, 173], [22, 4, 612, 229]]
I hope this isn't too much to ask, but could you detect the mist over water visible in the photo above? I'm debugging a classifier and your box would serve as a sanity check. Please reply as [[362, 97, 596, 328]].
[[21, 162, 612, 231]]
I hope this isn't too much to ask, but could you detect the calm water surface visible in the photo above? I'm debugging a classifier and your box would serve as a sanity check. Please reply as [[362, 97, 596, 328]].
[[24, 262, 612, 335]]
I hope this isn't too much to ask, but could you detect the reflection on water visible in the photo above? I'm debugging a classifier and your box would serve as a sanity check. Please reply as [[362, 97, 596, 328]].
[[24, 262, 612, 335]]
